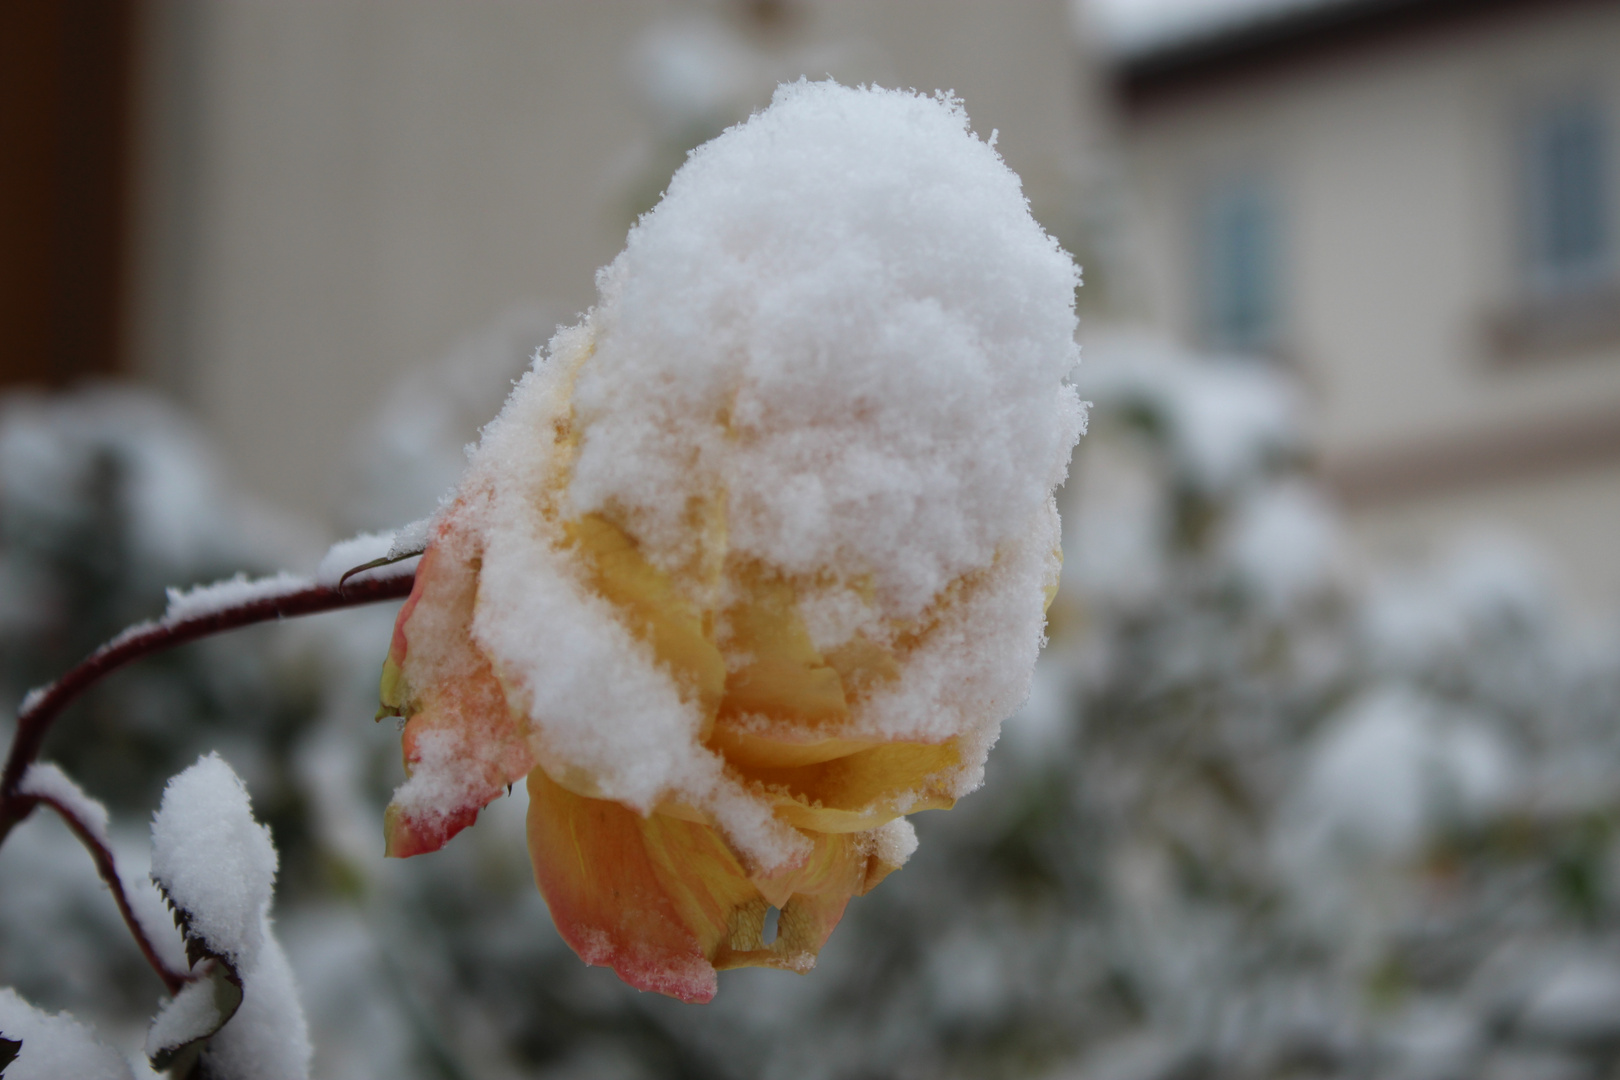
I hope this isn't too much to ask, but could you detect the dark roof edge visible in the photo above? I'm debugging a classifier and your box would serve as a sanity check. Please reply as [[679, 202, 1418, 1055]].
[[1114, 0, 1603, 111]]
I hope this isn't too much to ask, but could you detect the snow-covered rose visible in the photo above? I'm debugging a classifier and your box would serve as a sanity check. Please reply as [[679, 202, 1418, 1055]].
[[377, 81, 1083, 1002]]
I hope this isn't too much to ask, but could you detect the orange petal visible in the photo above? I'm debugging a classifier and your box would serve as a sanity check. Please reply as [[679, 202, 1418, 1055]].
[[384, 534, 536, 858], [526, 767, 892, 999], [526, 766, 730, 1002]]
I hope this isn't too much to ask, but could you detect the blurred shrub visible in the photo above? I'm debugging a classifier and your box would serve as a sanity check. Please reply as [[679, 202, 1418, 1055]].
[[3, 334, 1619, 1080]]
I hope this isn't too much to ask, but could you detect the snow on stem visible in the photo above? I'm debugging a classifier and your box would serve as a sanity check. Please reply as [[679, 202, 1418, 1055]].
[[0, 571, 416, 848], [19, 764, 189, 994]]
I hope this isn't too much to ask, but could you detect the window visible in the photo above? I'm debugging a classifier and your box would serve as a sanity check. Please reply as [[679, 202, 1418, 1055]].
[[1523, 91, 1613, 294], [1199, 173, 1280, 354]]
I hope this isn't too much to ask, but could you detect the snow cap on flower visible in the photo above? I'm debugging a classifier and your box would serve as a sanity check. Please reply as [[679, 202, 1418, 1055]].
[[380, 80, 1084, 1002]]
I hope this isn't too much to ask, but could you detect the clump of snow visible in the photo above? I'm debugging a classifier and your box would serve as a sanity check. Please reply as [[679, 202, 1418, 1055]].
[[150, 753, 278, 968], [409, 80, 1082, 868], [1075, 331, 1301, 493], [1362, 532, 1554, 677], [15, 685, 46, 718], [1223, 480, 1342, 609], [315, 530, 419, 587], [146, 754, 311, 1079], [110, 528, 416, 634], [1282, 686, 1514, 864], [386, 517, 433, 560], [192, 935, 311, 1080], [17, 763, 111, 846], [146, 977, 233, 1065], [1519, 958, 1620, 1045], [871, 817, 919, 868], [315, 533, 394, 586], [1274, 685, 1517, 950], [0, 987, 133, 1080]]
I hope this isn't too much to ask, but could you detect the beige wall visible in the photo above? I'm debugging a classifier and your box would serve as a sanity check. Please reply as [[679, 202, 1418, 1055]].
[[127, 0, 1092, 526], [1113, 1, 1620, 608]]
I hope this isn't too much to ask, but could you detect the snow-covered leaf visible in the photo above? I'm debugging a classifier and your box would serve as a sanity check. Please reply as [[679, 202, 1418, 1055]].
[[149, 753, 276, 970], [145, 754, 311, 1079], [144, 962, 243, 1073], [0, 987, 132, 1080]]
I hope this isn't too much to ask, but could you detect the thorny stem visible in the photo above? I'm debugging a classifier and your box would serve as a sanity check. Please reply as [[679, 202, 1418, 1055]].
[[30, 791, 191, 994], [0, 573, 417, 998], [0, 573, 416, 851]]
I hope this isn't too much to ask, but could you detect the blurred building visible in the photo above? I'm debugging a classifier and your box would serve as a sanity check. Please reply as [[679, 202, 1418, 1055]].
[[1103, 0, 1620, 610], [4, 0, 1093, 526], [11, 0, 1618, 612]]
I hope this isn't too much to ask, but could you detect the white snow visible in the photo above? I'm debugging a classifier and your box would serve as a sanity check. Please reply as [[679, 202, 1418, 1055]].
[[561, 82, 1081, 614], [403, 80, 1083, 869], [146, 975, 232, 1064], [1223, 480, 1342, 609], [1362, 532, 1554, 675], [194, 934, 312, 1080], [99, 527, 417, 645], [386, 517, 433, 559], [0, 987, 133, 1080], [17, 763, 110, 847], [145, 754, 311, 1079], [1278, 685, 1515, 866], [314, 531, 418, 587], [1075, 332, 1301, 494], [163, 573, 314, 624], [149, 753, 278, 968], [16, 686, 45, 717], [1519, 958, 1620, 1044], [315, 533, 394, 586], [871, 817, 919, 868]]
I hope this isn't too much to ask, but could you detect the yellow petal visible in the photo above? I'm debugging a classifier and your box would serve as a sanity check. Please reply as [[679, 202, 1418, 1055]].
[[719, 572, 849, 730], [708, 724, 882, 770], [566, 513, 726, 722], [750, 739, 961, 833]]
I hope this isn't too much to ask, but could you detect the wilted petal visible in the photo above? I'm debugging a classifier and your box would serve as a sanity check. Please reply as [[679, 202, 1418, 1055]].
[[527, 766, 904, 997], [525, 767, 739, 1002], [383, 532, 536, 857]]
